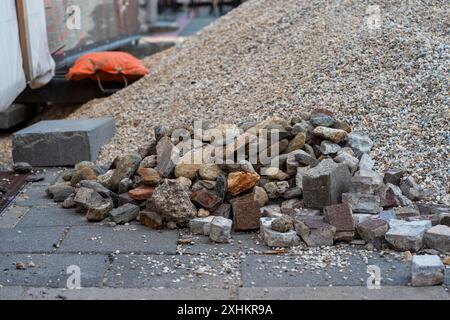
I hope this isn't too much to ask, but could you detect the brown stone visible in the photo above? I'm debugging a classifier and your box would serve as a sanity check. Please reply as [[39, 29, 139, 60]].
[[286, 132, 306, 153], [70, 167, 97, 187], [137, 167, 162, 186], [117, 193, 139, 207], [232, 200, 261, 231], [129, 186, 155, 201], [312, 127, 348, 143], [190, 189, 223, 211], [140, 211, 163, 230], [227, 172, 260, 196], [324, 203, 354, 232]]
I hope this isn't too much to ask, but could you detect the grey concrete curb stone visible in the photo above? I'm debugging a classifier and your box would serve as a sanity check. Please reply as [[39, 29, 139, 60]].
[[12, 118, 116, 167]]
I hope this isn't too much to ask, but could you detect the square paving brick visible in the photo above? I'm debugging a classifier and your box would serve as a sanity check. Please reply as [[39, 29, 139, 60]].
[[241, 250, 410, 287], [181, 232, 267, 255], [58, 225, 179, 254], [0, 253, 109, 288], [105, 254, 239, 289], [16, 206, 90, 228], [0, 206, 30, 229], [0, 227, 66, 253], [13, 186, 52, 207]]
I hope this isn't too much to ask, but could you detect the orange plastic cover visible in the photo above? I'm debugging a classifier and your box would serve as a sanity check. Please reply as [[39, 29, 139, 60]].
[[66, 52, 149, 82]]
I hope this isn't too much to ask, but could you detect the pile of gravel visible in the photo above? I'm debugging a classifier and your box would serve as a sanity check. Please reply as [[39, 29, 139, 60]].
[[69, 0, 449, 202]]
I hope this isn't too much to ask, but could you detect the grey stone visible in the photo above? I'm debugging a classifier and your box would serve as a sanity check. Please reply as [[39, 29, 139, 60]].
[[439, 213, 450, 227], [286, 150, 318, 175], [189, 216, 215, 235], [400, 176, 424, 201], [261, 205, 283, 218], [73, 187, 104, 213], [423, 225, 450, 254], [209, 217, 232, 243], [342, 193, 382, 214], [411, 255, 445, 287], [86, 198, 113, 222], [379, 210, 397, 222], [148, 179, 197, 226], [12, 118, 115, 166], [212, 203, 232, 219], [282, 187, 302, 199], [416, 203, 450, 216], [385, 220, 432, 252], [313, 126, 348, 143], [352, 214, 377, 227], [110, 154, 142, 191], [394, 206, 421, 219], [263, 228, 300, 247], [295, 166, 310, 189], [384, 168, 405, 186], [62, 195, 76, 209], [154, 124, 171, 141], [359, 153, 375, 171], [264, 181, 290, 199], [215, 174, 228, 201], [78, 180, 115, 198], [156, 136, 177, 178], [334, 151, 359, 175], [407, 215, 440, 226], [379, 183, 412, 208], [271, 215, 294, 233], [26, 174, 45, 183], [349, 176, 374, 194], [355, 169, 384, 192], [140, 155, 157, 169], [295, 218, 336, 247], [46, 184, 75, 203], [0, 103, 36, 129], [319, 141, 341, 155], [303, 159, 351, 209], [348, 132, 374, 154], [356, 218, 389, 241], [281, 199, 303, 215], [110, 204, 140, 224], [310, 113, 335, 127]]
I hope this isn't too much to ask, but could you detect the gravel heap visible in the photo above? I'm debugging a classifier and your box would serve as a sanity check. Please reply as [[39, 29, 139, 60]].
[[68, 0, 449, 202]]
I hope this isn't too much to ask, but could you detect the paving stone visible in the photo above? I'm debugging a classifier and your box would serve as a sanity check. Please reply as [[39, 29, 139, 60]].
[[0, 253, 109, 288], [58, 226, 178, 254], [0, 206, 30, 229], [16, 206, 89, 227], [334, 151, 359, 175], [342, 193, 381, 214], [109, 204, 140, 225], [379, 183, 412, 208], [324, 203, 354, 233], [416, 204, 450, 216], [210, 217, 233, 243], [356, 218, 389, 242], [412, 255, 445, 287], [407, 215, 440, 226], [384, 168, 405, 186], [0, 286, 25, 300], [13, 186, 52, 207], [241, 252, 410, 287], [294, 217, 336, 247], [12, 118, 115, 166], [379, 210, 396, 222], [394, 206, 420, 219], [105, 254, 238, 289], [303, 159, 351, 209], [423, 225, 450, 254], [212, 203, 232, 219], [232, 200, 261, 231], [189, 216, 215, 235], [349, 176, 374, 194], [348, 132, 374, 155], [0, 227, 66, 253], [385, 220, 432, 252], [263, 229, 300, 247], [0, 103, 37, 130], [400, 176, 424, 201]]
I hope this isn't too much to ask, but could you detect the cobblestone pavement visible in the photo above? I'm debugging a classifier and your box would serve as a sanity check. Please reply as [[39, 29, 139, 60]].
[[0, 169, 448, 300]]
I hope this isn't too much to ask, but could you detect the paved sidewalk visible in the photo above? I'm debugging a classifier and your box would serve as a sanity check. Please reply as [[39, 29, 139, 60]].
[[0, 169, 449, 300]]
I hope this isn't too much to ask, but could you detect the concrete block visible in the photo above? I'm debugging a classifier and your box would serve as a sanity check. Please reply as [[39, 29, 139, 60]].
[[385, 220, 432, 252], [0, 104, 37, 129], [13, 118, 115, 166], [411, 255, 444, 287], [209, 217, 232, 243]]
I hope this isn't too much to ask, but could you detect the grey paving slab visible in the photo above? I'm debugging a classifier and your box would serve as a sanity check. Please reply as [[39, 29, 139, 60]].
[[181, 232, 267, 255], [0, 206, 29, 229], [58, 225, 179, 254], [105, 254, 239, 289], [241, 251, 410, 287], [22, 287, 230, 300], [13, 186, 52, 207], [16, 206, 90, 228], [0, 226, 66, 253], [0, 286, 26, 300], [0, 254, 109, 288], [239, 286, 449, 300]]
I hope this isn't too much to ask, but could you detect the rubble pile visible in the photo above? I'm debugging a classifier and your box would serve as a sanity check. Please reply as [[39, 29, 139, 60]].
[[48, 113, 450, 258]]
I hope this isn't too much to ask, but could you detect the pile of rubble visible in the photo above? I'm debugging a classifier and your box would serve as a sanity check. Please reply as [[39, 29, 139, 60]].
[[47, 112, 450, 259]]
